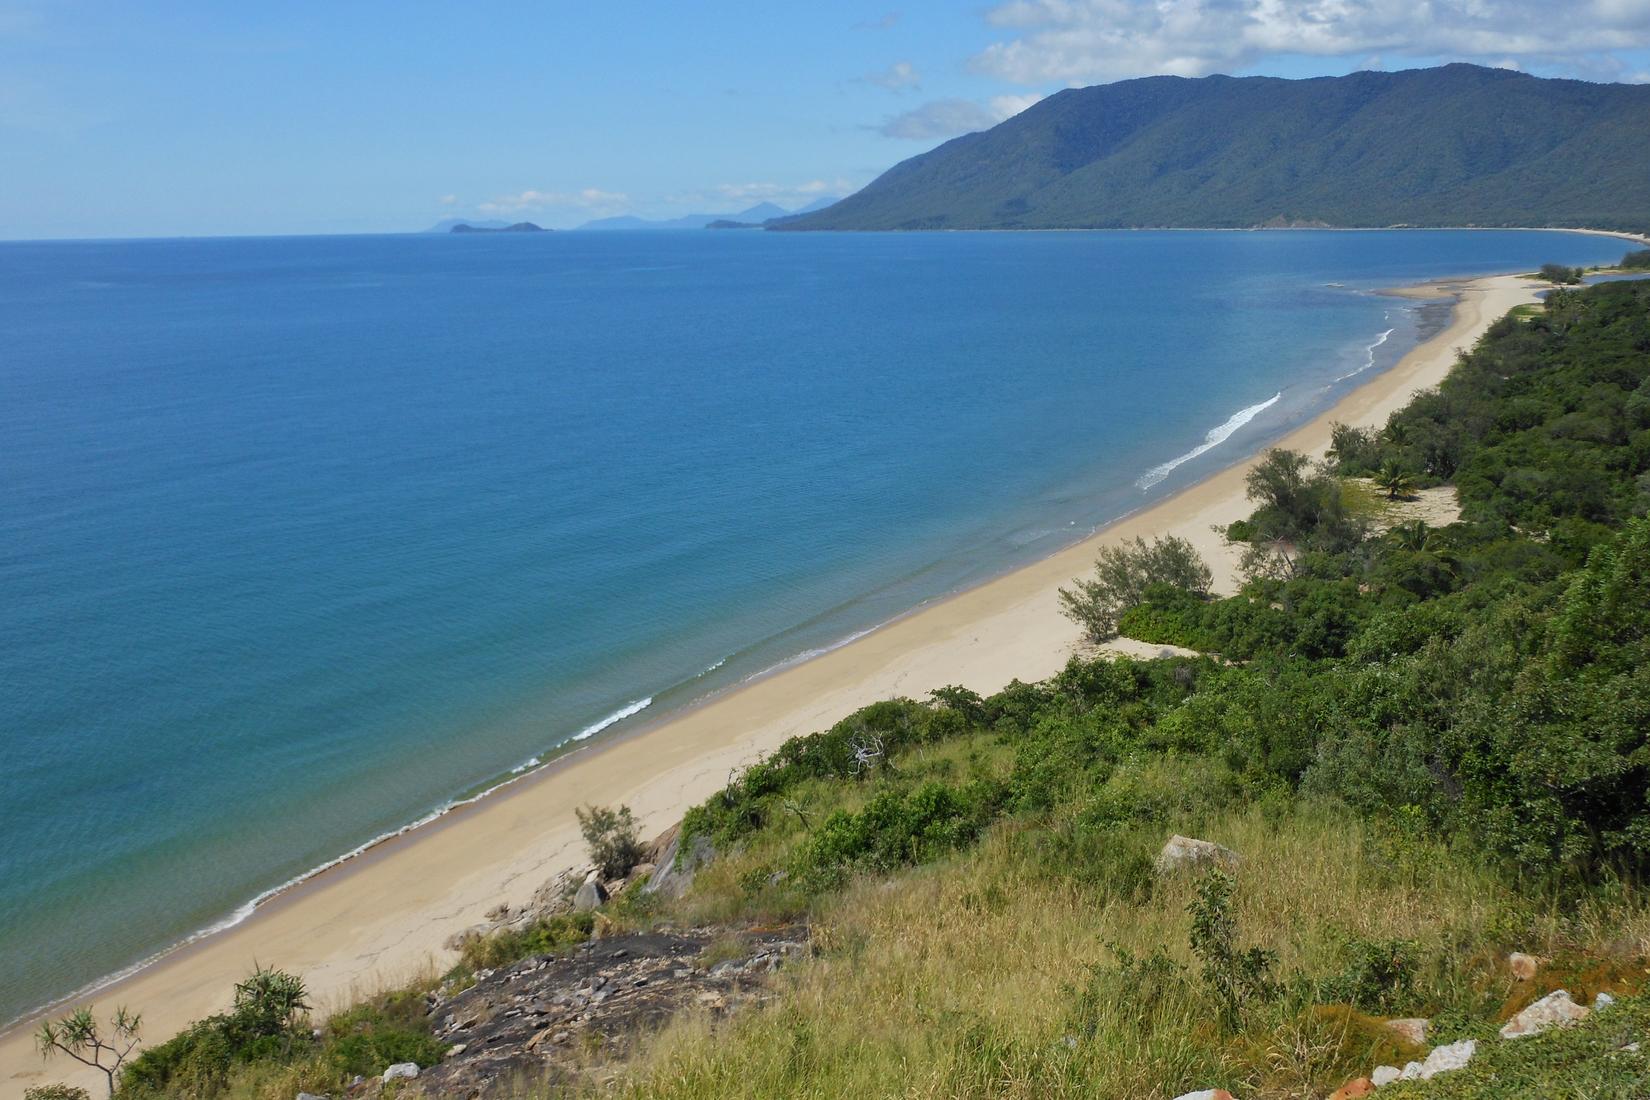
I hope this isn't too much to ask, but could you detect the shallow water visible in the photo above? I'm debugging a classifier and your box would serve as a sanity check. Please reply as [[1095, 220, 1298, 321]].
[[0, 228, 1627, 1024]]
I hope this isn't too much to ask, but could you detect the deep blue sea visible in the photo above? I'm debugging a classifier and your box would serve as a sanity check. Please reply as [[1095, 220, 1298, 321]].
[[0, 228, 1628, 1025]]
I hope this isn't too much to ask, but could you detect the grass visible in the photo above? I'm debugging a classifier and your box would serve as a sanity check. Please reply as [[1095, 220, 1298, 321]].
[[596, 782, 1650, 1100]]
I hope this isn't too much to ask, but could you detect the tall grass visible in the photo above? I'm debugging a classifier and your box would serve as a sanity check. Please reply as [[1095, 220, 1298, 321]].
[[602, 793, 1650, 1100]]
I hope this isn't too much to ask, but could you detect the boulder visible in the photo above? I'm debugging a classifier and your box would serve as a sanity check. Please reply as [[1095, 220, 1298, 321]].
[[1595, 991, 1616, 1010], [298, 1093, 330, 1100], [1500, 989, 1589, 1038], [1370, 1065, 1401, 1087], [1170, 1091, 1235, 1100], [382, 1062, 420, 1082], [1418, 1039, 1475, 1078], [573, 871, 609, 912], [1328, 1079, 1374, 1100], [1155, 835, 1240, 875], [1383, 1017, 1428, 1046], [1507, 952, 1542, 981]]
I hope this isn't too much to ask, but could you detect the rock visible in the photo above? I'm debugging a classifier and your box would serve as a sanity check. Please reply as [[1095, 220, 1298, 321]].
[[1398, 1061, 1424, 1081], [1155, 834, 1239, 875], [442, 1043, 466, 1058], [1500, 989, 1590, 1039], [1508, 951, 1542, 980], [1419, 1039, 1475, 1078], [573, 871, 609, 912], [1595, 991, 1616, 1009], [1371, 1065, 1401, 1087], [644, 830, 715, 898], [382, 1062, 420, 1083], [1169, 1091, 1235, 1100], [298, 1093, 329, 1100], [1384, 1017, 1428, 1046], [1328, 1079, 1374, 1100]]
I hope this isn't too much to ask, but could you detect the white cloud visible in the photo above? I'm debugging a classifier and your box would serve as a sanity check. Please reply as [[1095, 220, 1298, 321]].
[[854, 12, 901, 30], [877, 94, 1045, 140], [438, 194, 458, 206], [477, 188, 628, 215], [971, 0, 1650, 84], [866, 60, 922, 91]]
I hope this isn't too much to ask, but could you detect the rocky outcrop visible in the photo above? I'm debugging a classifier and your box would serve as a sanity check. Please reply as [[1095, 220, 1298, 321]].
[[1507, 951, 1543, 981], [383, 1062, 420, 1082], [1155, 835, 1239, 875], [572, 871, 608, 912], [1499, 989, 1590, 1038], [643, 828, 716, 899], [410, 924, 808, 1097]]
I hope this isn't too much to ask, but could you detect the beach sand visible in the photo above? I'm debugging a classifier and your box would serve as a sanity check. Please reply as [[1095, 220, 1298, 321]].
[[0, 271, 1545, 1097]]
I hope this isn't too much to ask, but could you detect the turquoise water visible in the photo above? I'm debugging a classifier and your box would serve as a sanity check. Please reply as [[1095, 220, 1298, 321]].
[[0, 229, 1627, 1025]]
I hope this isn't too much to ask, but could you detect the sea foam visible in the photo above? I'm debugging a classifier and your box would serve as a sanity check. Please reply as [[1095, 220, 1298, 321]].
[[1136, 392, 1283, 490]]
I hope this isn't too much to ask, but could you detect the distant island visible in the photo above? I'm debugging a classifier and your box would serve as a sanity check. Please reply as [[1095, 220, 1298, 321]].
[[449, 222, 548, 234], [781, 64, 1650, 232]]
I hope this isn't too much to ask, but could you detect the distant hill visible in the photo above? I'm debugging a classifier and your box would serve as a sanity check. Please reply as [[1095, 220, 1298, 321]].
[[579, 199, 840, 231], [449, 222, 548, 234], [780, 65, 1650, 232]]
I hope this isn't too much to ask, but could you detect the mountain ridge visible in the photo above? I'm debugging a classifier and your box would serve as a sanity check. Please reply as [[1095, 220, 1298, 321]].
[[780, 65, 1650, 232]]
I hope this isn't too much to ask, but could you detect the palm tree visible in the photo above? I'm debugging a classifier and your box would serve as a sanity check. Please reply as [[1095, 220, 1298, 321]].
[[1374, 460, 1416, 500], [1391, 519, 1430, 552]]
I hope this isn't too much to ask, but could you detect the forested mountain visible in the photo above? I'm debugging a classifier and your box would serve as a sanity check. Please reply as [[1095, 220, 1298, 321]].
[[782, 65, 1650, 231]]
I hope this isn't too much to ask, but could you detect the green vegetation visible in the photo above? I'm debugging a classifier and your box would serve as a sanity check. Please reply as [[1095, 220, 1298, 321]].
[[36, 1007, 142, 1098], [782, 65, 1650, 232], [577, 802, 646, 880], [1386, 994, 1650, 1097], [1058, 534, 1213, 642], [1538, 263, 1585, 285], [1621, 248, 1650, 270], [45, 280, 1650, 1099]]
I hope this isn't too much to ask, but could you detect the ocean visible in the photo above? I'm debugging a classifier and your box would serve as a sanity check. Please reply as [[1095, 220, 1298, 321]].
[[0, 228, 1628, 1026]]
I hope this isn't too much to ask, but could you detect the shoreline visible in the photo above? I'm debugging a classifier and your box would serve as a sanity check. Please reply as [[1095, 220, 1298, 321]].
[[0, 267, 1573, 1097]]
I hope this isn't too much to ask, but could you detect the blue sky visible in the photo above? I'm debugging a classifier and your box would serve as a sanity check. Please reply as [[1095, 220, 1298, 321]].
[[3, 1, 1648, 238]]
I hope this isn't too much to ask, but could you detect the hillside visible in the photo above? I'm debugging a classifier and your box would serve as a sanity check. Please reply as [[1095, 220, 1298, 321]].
[[782, 65, 1650, 232]]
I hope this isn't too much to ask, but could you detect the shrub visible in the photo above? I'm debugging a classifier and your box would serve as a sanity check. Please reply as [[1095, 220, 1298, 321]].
[[577, 803, 645, 879], [1059, 535, 1213, 641], [25, 1087, 91, 1100], [1538, 262, 1583, 285], [457, 910, 594, 972], [1622, 248, 1650, 270], [1188, 870, 1279, 1030]]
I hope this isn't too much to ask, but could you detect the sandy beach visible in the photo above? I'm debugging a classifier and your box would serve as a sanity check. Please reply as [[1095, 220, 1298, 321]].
[[0, 269, 1559, 1097]]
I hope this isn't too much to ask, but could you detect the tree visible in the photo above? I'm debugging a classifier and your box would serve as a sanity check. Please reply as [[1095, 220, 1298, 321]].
[[1389, 519, 1431, 552], [1374, 460, 1417, 500], [229, 964, 310, 1040], [1058, 535, 1213, 642], [1538, 262, 1582, 285], [36, 1007, 142, 1098], [1619, 248, 1650, 270], [576, 803, 645, 879]]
